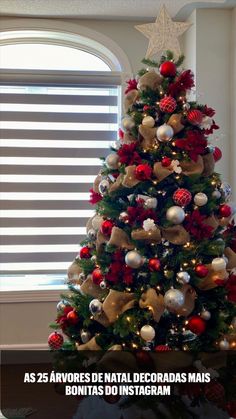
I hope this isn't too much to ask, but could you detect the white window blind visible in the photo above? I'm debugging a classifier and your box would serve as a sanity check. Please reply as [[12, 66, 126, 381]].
[[0, 70, 120, 288]]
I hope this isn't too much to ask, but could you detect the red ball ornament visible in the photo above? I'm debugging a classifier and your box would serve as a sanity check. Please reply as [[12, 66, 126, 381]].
[[148, 258, 161, 272], [154, 345, 171, 352], [161, 156, 172, 167], [92, 268, 103, 285], [187, 109, 203, 125], [187, 316, 206, 335], [100, 219, 114, 236], [219, 204, 232, 218], [80, 246, 91, 259], [48, 331, 64, 350], [143, 105, 151, 111], [135, 164, 152, 180], [160, 61, 177, 77], [159, 96, 177, 113], [195, 264, 209, 278], [213, 146, 222, 162], [173, 188, 192, 207], [67, 310, 79, 325]]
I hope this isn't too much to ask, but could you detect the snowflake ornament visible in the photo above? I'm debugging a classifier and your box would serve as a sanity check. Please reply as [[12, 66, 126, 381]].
[[143, 218, 156, 231]]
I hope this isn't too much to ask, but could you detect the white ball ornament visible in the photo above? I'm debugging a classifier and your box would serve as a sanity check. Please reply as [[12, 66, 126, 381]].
[[164, 289, 185, 311], [98, 179, 110, 195], [166, 206, 185, 224], [125, 250, 143, 269], [212, 257, 227, 271], [122, 117, 135, 130], [140, 325, 155, 342], [156, 124, 174, 142], [144, 197, 158, 209], [89, 299, 103, 315], [200, 309, 211, 321], [92, 215, 104, 231], [219, 339, 230, 350], [142, 115, 155, 128], [176, 271, 190, 284], [105, 153, 119, 169], [194, 192, 208, 206]]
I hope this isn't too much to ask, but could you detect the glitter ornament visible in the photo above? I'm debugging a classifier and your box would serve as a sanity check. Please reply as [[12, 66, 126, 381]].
[[89, 299, 103, 315], [194, 192, 208, 206], [140, 325, 155, 342], [212, 189, 221, 199], [155, 345, 171, 352], [159, 96, 177, 113], [159, 61, 176, 77], [125, 250, 143, 269], [100, 220, 114, 236], [142, 115, 155, 128], [166, 206, 185, 224], [164, 288, 185, 311], [176, 271, 190, 284], [119, 211, 128, 222], [100, 280, 107, 290], [187, 316, 206, 335], [156, 124, 174, 142], [187, 109, 203, 125], [173, 189, 192, 207], [98, 179, 110, 195], [48, 332, 64, 350], [57, 300, 70, 312], [92, 268, 103, 285], [80, 246, 91, 259], [105, 153, 119, 169], [148, 258, 161, 272]]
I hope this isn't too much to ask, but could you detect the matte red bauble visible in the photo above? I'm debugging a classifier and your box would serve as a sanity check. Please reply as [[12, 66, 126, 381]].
[[100, 220, 114, 236], [160, 61, 177, 77], [173, 188, 192, 207], [92, 268, 103, 285], [148, 258, 161, 272], [213, 146, 222, 162], [219, 204, 232, 218], [48, 332, 64, 350], [187, 316, 206, 335], [159, 96, 177, 113], [80, 246, 91, 259], [67, 310, 79, 325], [135, 164, 152, 180], [195, 264, 209, 278], [161, 156, 172, 167], [187, 109, 203, 125]]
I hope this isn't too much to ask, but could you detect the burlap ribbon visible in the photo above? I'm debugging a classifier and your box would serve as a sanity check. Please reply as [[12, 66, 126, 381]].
[[107, 226, 134, 249], [153, 161, 173, 182], [137, 71, 163, 91], [131, 227, 162, 243], [161, 225, 190, 245], [139, 288, 165, 322], [67, 262, 82, 284], [167, 114, 184, 134], [76, 336, 101, 351], [202, 153, 215, 176], [219, 215, 232, 227], [96, 230, 109, 253], [124, 89, 139, 112], [122, 165, 140, 188], [123, 132, 137, 144], [80, 275, 108, 299], [109, 173, 123, 193], [204, 214, 220, 232], [196, 264, 228, 290], [138, 125, 158, 150], [225, 247, 236, 270], [175, 284, 196, 317], [93, 172, 103, 193], [180, 155, 204, 175], [101, 289, 135, 324]]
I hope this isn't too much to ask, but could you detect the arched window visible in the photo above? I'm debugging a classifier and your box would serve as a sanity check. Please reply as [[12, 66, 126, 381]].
[[0, 29, 126, 292]]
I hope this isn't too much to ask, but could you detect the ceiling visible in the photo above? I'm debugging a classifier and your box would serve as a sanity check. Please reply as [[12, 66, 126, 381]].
[[0, 0, 235, 21]]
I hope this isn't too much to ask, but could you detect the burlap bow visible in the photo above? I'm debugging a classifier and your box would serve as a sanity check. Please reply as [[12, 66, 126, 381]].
[[137, 70, 163, 91], [139, 288, 165, 322], [96, 230, 109, 253], [93, 172, 103, 193], [80, 275, 108, 299], [138, 125, 158, 150], [131, 227, 162, 243], [76, 336, 101, 351], [196, 264, 228, 290], [225, 247, 236, 270], [122, 165, 140, 188], [123, 132, 137, 144], [175, 284, 196, 317], [107, 226, 134, 249], [219, 216, 232, 227], [67, 262, 82, 284], [124, 89, 139, 112], [100, 289, 135, 324], [161, 225, 190, 245], [167, 114, 184, 134], [109, 173, 123, 193], [180, 155, 204, 175], [204, 214, 220, 233], [202, 153, 215, 176]]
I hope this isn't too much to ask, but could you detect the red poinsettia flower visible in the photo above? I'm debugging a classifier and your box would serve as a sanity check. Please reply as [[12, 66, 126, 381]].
[[118, 128, 124, 140], [203, 120, 219, 135], [117, 143, 142, 165], [125, 78, 138, 94], [127, 205, 158, 225], [89, 188, 103, 204], [184, 210, 214, 240], [123, 266, 134, 285], [226, 273, 236, 302], [175, 130, 207, 161], [168, 70, 195, 96], [202, 105, 215, 118]]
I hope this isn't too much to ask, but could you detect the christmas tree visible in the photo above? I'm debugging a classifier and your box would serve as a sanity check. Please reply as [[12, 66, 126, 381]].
[[49, 8, 236, 354]]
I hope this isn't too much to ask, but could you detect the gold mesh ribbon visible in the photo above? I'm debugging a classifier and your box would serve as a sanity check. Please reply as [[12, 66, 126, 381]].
[[107, 226, 134, 249], [139, 288, 165, 322]]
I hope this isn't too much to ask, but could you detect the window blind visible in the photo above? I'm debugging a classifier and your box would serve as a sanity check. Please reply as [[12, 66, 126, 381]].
[[0, 70, 120, 285]]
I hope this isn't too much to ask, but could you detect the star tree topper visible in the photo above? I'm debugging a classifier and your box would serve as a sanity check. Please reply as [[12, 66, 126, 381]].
[[135, 5, 191, 59]]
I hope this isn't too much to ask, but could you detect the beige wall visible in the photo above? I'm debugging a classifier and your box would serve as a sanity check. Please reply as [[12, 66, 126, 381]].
[[0, 8, 236, 347]]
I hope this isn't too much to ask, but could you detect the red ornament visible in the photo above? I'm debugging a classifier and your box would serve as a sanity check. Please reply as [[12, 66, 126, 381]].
[[187, 316, 206, 335], [160, 61, 177, 77], [80, 246, 91, 259], [173, 188, 192, 207], [213, 146, 222, 162], [204, 380, 225, 407], [100, 220, 114, 236], [159, 96, 177, 113], [187, 109, 203, 125], [143, 105, 151, 111], [154, 345, 171, 352], [195, 264, 209, 278], [148, 258, 161, 272], [48, 332, 64, 350], [135, 164, 152, 180], [219, 204, 232, 218], [161, 156, 172, 167], [67, 310, 79, 325], [92, 268, 103, 285]]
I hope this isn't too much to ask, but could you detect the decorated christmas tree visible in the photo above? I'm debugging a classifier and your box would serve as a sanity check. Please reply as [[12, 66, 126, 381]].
[[49, 6, 236, 355]]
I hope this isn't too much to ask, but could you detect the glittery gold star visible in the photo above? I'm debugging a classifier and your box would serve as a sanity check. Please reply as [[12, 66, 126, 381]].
[[135, 5, 191, 59]]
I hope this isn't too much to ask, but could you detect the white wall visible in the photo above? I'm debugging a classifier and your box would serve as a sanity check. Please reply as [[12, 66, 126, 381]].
[[0, 9, 235, 348]]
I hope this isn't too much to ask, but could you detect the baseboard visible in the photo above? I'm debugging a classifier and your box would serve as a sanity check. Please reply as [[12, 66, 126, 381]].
[[0, 343, 48, 350]]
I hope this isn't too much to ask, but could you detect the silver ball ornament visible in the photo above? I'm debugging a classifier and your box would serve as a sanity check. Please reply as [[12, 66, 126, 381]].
[[194, 192, 208, 206], [87, 229, 97, 241], [144, 197, 158, 209], [164, 289, 185, 311], [122, 117, 135, 130], [140, 325, 155, 342], [105, 153, 119, 169], [81, 330, 91, 344], [219, 339, 230, 350], [200, 309, 211, 321], [57, 300, 69, 311], [89, 299, 103, 315], [212, 189, 221, 199], [98, 179, 110, 195], [125, 250, 143, 269], [142, 116, 155, 128], [166, 206, 185, 224], [176, 271, 190, 284], [156, 124, 174, 142]]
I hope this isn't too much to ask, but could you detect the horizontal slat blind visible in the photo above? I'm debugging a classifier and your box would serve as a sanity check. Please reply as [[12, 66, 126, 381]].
[[0, 77, 119, 278]]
